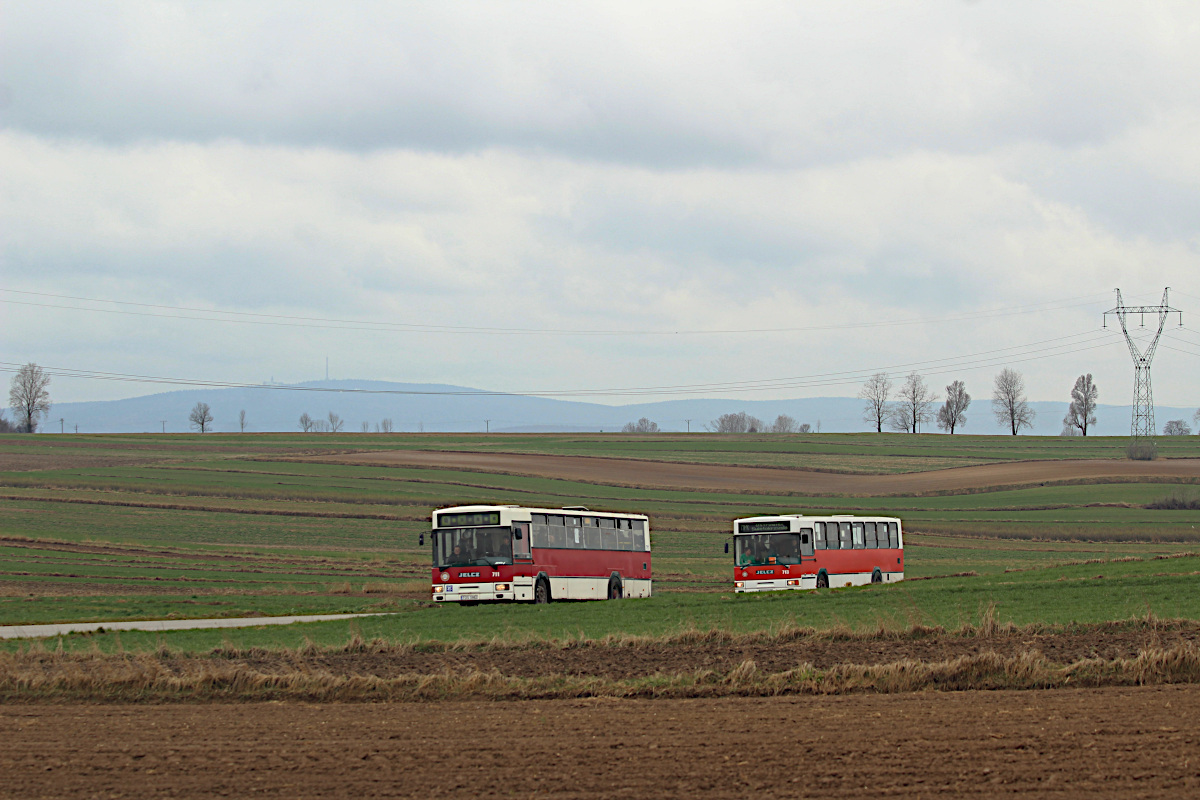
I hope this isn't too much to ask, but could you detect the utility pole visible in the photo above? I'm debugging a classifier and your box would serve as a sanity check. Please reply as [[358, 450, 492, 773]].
[[684, 419, 691, 433], [59, 418, 64, 434], [160, 420, 167, 434], [485, 420, 490, 433], [1104, 288, 1182, 455]]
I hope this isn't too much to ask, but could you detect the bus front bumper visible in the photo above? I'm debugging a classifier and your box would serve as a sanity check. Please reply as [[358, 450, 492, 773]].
[[433, 583, 515, 602], [734, 576, 815, 593]]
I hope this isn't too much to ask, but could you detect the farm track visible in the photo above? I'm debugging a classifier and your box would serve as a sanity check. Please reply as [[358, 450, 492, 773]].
[[314, 450, 1200, 495], [3, 687, 1199, 798]]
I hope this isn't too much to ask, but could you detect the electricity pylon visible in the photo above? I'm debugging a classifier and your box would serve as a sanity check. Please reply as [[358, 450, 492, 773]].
[[1103, 288, 1181, 449]]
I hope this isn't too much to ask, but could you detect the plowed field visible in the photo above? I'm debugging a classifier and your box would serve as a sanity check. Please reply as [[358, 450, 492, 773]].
[[314, 450, 1200, 495], [4, 687, 1199, 799]]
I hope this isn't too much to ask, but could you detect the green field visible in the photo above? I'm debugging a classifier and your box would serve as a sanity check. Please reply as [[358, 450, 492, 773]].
[[2, 431, 1199, 652]]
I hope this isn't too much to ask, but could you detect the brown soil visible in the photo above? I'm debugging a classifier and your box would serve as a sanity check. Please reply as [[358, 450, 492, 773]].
[[3, 687, 1198, 798], [220, 624, 1200, 679], [312, 451, 1200, 495]]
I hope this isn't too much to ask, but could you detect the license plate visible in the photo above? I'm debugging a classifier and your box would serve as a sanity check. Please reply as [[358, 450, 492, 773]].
[[457, 594, 478, 601]]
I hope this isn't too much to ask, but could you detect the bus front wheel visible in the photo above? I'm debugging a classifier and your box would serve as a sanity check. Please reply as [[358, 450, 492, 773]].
[[534, 578, 550, 605], [871, 569, 882, 584], [816, 572, 829, 589], [608, 576, 623, 600]]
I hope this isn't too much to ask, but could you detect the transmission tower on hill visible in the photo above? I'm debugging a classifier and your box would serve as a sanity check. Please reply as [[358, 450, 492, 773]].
[[1103, 288, 1181, 452]]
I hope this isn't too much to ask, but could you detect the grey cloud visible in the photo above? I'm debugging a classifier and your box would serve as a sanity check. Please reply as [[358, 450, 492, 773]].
[[6, 3, 1200, 169]]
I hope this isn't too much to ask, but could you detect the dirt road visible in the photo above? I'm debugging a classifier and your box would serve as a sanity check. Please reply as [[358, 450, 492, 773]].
[[314, 450, 1200, 495], [4, 687, 1198, 798]]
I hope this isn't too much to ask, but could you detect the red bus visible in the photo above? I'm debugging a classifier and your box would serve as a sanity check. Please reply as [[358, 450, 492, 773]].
[[731, 514, 904, 592], [428, 505, 652, 603]]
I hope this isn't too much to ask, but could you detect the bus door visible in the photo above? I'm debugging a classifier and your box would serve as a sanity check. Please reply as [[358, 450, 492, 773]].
[[798, 527, 815, 558], [512, 522, 532, 562]]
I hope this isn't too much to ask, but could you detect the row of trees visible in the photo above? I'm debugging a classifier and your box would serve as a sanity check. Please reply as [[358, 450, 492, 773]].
[[299, 413, 394, 433], [619, 413, 816, 434], [707, 412, 812, 433], [860, 369, 1044, 435]]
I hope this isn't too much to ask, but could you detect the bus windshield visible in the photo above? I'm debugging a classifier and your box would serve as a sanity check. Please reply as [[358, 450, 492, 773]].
[[735, 533, 802, 566], [435, 527, 513, 567]]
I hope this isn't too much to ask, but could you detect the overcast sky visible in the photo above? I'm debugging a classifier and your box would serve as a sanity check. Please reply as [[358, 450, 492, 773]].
[[2, 1, 1199, 415]]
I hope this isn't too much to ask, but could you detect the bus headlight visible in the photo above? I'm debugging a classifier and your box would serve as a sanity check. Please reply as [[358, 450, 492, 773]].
[[734, 581, 744, 588], [786, 579, 800, 586], [432, 585, 444, 594], [495, 584, 509, 591]]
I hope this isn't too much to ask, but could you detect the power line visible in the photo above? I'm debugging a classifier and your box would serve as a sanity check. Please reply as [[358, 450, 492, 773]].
[[0, 288, 1113, 337], [0, 330, 1120, 399]]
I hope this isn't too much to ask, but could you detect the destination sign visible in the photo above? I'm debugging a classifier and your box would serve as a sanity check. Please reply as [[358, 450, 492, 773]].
[[437, 511, 501, 528], [737, 520, 791, 534]]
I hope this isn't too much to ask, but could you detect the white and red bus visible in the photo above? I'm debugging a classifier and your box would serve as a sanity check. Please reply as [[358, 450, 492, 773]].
[[428, 505, 652, 603], [731, 514, 903, 592]]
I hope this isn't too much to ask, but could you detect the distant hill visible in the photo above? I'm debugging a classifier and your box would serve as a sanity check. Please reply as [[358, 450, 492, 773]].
[[38, 380, 1197, 436]]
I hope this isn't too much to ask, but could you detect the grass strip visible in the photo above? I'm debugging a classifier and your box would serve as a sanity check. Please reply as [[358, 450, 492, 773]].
[[4, 644, 1197, 702], [4, 614, 1199, 702]]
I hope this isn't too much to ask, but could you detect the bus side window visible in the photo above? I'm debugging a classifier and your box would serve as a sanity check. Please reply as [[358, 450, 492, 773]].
[[863, 522, 877, 548], [531, 514, 548, 548], [632, 519, 649, 551], [814, 522, 827, 550], [839, 522, 853, 549], [548, 515, 565, 548], [584, 518, 602, 550], [616, 520, 632, 551], [600, 517, 617, 550], [852, 522, 864, 549], [799, 528, 814, 557], [889, 522, 899, 549]]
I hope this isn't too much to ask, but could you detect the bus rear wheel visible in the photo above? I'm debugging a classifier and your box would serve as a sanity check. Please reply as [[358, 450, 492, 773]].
[[534, 578, 550, 604], [608, 576, 623, 600], [816, 572, 829, 589], [871, 569, 883, 584]]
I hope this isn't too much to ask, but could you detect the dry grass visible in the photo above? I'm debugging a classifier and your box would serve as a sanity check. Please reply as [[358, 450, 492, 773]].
[[3, 642, 1199, 703], [4, 615, 1200, 703], [1146, 491, 1200, 510]]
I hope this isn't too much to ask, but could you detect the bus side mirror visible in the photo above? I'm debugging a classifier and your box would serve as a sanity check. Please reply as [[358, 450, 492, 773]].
[[724, 541, 729, 554], [419, 533, 425, 546], [512, 526, 523, 540]]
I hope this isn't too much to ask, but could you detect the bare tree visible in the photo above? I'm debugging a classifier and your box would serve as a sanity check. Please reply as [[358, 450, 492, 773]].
[[0, 412, 14, 433], [299, 412, 316, 433], [327, 412, 344, 433], [1193, 408, 1199, 432], [361, 421, 370, 433], [1164, 419, 1192, 436], [992, 368, 1035, 435], [313, 419, 329, 433], [1063, 374, 1098, 436], [621, 417, 660, 433], [936, 380, 970, 434], [859, 372, 892, 433], [238, 409, 248, 433], [707, 412, 764, 433], [770, 414, 799, 434], [797, 423, 812, 433], [188, 402, 213, 433], [889, 372, 937, 433], [380, 418, 394, 434], [9, 362, 51, 433]]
